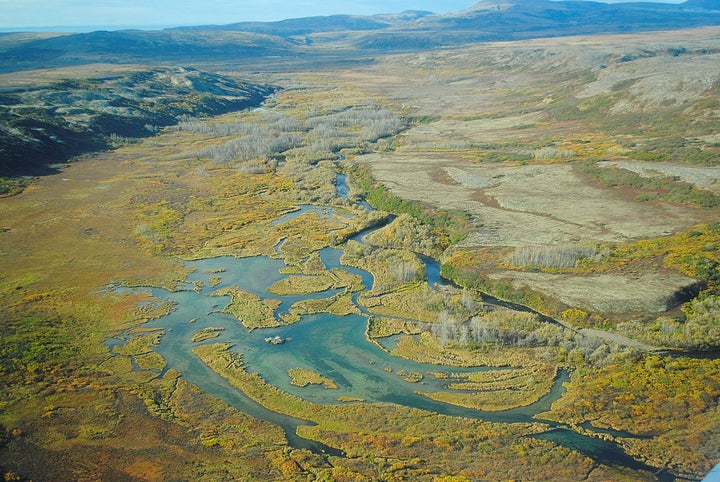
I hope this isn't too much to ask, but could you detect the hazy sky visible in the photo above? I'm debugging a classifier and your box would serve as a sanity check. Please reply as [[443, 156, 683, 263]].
[[0, 0, 685, 31]]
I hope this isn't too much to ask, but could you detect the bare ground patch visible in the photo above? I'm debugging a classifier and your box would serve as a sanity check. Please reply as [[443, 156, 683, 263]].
[[347, 31, 720, 320], [359, 152, 713, 316]]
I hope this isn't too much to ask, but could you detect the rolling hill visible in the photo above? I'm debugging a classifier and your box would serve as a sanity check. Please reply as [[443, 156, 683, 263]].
[[354, 0, 720, 48], [2, 0, 720, 71], [0, 68, 273, 178], [2, 0, 720, 178]]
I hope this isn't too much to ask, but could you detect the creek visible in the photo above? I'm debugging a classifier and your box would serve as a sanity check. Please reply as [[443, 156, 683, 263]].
[[105, 173, 672, 477]]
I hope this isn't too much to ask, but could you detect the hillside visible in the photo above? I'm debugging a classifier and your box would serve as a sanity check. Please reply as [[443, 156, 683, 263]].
[[354, 0, 720, 48], [0, 68, 273, 179], [0, 29, 296, 73], [178, 11, 433, 36], [2, 1, 720, 71]]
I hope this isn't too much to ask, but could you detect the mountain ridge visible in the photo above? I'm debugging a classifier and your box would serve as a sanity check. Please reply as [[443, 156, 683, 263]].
[[352, 0, 720, 48], [173, 10, 434, 36], [2, 0, 720, 71]]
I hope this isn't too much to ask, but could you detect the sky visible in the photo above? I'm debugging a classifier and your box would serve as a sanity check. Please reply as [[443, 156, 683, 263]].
[[0, 0, 685, 31]]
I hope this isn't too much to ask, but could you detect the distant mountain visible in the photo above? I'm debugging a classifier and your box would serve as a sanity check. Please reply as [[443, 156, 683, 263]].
[[682, 0, 720, 9], [354, 0, 720, 48], [177, 11, 433, 37], [0, 11, 423, 72], [179, 15, 391, 36], [0, 29, 295, 73], [372, 10, 436, 25], [1, 1, 720, 71]]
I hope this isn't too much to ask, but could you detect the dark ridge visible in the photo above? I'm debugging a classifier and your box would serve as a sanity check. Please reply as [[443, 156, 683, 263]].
[[682, 0, 720, 10], [0, 68, 274, 177], [171, 10, 433, 36]]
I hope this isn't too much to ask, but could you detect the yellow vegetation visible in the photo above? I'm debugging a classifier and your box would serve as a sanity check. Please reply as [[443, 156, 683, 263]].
[[211, 286, 282, 329], [418, 365, 557, 411], [288, 367, 338, 389]]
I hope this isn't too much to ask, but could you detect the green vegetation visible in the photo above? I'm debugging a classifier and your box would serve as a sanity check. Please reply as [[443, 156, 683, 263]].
[[619, 294, 720, 349], [366, 316, 421, 339], [631, 136, 720, 165], [545, 355, 720, 476], [0, 178, 25, 196], [348, 163, 471, 251], [442, 251, 564, 317], [0, 68, 274, 178], [364, 213, 439, 256], [418, 364, 557, 412], [577, 160, 720, 207], [281, 292, 360, 324], [191, 327, 225, 343], [608, 223, 720, 290], [388, 331, 543, 369], [267, 268, 362, 296], [0, 315, 80, 387]]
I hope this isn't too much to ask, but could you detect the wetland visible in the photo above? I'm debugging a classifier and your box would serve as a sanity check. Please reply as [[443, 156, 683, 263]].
[[2, 22, 720, 482]]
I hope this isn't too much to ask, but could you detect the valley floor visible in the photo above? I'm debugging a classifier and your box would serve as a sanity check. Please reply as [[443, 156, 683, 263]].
[[1, 27, 720, 481]]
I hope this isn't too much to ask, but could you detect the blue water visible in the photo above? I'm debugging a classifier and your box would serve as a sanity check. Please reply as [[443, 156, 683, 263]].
[[136, 253, 511, 407], [336, 172, 372, 211], [104, 178, 669, 475]]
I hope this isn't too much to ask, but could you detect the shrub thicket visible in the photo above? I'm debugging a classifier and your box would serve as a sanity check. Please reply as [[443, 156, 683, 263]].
[[577, 160, 720, 207]]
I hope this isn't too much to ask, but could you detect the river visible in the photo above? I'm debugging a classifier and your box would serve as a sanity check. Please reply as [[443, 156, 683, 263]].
[[105, 172, 673, 478]]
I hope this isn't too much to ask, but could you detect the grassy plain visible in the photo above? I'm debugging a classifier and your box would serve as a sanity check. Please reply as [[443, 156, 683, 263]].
[[0, 139, 295, 480], [338, 28, 720, 478], [345, 29, 720, 318], [1, 27, 719, 481]]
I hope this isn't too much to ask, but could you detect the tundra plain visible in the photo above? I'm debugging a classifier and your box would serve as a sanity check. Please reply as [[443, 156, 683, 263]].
[[1, 26, 719, 482]]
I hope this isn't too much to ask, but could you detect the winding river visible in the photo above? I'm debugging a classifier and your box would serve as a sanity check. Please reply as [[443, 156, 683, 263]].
[[106, 174, 672, 478]]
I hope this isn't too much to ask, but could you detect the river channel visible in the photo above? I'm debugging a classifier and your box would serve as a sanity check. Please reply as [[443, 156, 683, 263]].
[[106, 174, 672, 478]]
